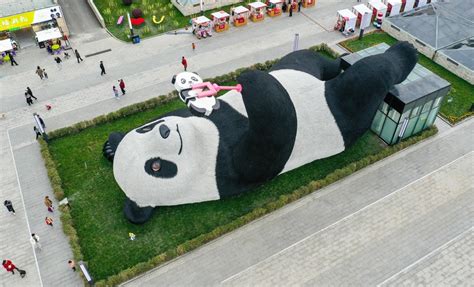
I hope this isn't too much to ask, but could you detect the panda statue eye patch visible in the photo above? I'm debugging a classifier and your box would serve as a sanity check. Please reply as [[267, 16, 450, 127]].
[[136, 120, 164, 134], [144, 158, 178, 178]]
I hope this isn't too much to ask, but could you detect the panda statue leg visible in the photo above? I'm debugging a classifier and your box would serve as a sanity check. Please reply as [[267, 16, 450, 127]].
[[103, 132, 124, 162], [124, 197, 154, 224]]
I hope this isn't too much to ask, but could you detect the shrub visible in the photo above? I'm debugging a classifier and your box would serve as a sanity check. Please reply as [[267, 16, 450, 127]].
[[132, 8, 143, 18]]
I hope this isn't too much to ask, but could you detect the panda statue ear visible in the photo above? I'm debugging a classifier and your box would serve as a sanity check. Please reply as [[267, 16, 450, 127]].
[[171, 75, 177, 84]]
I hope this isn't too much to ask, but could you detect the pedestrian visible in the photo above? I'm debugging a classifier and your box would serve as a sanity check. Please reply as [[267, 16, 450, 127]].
[[75, 49, 83, 63], [54, 57, 62, 70], [30, 234, 42, 251], [36, 66, 44, 80], [298, 0, 302, 12], [100, 61, 106, 75], [34, 126, 42, 139], [2, 259, 23, 276], [289, 2, 293, 17], [118, 79, 126, 95], [44, 196, 53, 212], [43, 68, 48, 79], [45, 216, 53, 227], [25, 93, 34, 106], [36, 113, 46, 129], [26, 87, 38, 100], [181, 56, 188, 71], [68, 260, 76, 271], [3, 200, 15, 215], [192, 42, 196, 51], [282, 1, 287, 12], [113, 86, 120, 99], [8, 52, 18, 66]]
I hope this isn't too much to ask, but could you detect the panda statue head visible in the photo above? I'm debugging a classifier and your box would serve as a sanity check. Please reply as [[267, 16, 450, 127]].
[[172, 72, 220, 116]]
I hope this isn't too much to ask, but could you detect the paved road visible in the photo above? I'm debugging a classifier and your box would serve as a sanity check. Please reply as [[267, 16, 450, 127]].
[[124, 119, 473, 286]]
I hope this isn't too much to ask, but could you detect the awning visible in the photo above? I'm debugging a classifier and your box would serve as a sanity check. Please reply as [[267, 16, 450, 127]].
[[193, 16, 211, 25], [249, 2, 267, 9], [35, 27, 62, 42], [233, 6, 249, 15], [0, 39, 14, 53]]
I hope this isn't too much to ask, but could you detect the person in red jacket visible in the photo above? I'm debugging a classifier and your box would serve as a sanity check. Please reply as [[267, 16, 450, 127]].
[[118, 79, 126, 95], [2, 259, 20, 275], [181, 56, 188, 71]]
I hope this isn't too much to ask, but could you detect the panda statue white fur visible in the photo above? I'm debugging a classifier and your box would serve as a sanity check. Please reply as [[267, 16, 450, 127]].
[[103, 42, 418, 223]]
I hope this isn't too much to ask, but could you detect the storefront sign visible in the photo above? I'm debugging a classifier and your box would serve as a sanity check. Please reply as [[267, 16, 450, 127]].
[[0, 6, 62, 32]]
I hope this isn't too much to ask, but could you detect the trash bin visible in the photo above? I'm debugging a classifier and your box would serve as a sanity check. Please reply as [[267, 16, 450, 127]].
[[132, 35, 140, 44]]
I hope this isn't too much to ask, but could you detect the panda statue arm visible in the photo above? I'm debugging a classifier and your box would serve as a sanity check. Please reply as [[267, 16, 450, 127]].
[[270, 49, 342, 81], [231, 70, 297, 183]]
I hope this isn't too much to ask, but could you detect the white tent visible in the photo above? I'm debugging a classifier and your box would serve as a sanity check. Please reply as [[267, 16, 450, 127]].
[[0, 39, 13, 53], [384, 0, 402, 16], [35, 28, 62, 42], [352, 4, 373, 29], [337, 9, 356, 33], [368, 0, 387, 20]]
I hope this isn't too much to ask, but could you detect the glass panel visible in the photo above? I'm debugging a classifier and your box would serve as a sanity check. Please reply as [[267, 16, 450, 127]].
[[426, 106, 440, 127], [381, 102, 389, 114], [387, 108, 401, 122], [371, 110, 385, 135], [422, 100, 433, 113], [402, 116, 419, 139], [413, 112, 429, 134], [391, 122, 404, 145], [380, 118, 397, 144], [401, 110, 411, 120], [410, 106, 420, 118], [432, 96, 442, 108]]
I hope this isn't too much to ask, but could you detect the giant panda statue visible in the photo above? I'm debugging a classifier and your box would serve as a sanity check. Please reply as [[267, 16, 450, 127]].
[[103, 42, 418, 224]]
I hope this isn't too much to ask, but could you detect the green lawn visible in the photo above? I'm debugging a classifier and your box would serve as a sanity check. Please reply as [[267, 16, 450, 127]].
[[340, 32, 474, 124], [48, 63, 386, 280], [93, 0, 250, 41]]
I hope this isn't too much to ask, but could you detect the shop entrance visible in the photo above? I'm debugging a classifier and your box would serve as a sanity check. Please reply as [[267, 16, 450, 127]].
[[10, 27, 36, 49]]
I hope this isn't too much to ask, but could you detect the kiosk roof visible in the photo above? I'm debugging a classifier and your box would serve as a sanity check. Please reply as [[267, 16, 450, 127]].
[[269, 0, 283, 4], [211, 11, 229, 19], [0, 39, 13, 52], [368, 0, 387, 10], [193, 16, 211, 24], [337, 9, 356, 20], [249, 1, 267, 9], [352, 4, 372, 15], [233, 6, 249, 14], [35, 27, 62, 42]]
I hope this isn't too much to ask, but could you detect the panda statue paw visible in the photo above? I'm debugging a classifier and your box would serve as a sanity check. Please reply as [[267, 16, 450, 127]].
[[102, 132, 125, 162], [124, 197, 154, 224]]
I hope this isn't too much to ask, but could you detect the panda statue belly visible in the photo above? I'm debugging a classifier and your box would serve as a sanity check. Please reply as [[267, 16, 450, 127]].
[[105, 42, 418, 223]]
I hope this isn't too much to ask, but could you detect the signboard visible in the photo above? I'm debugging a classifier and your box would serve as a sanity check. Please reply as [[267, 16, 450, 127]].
[[0, 6, 62, 32]]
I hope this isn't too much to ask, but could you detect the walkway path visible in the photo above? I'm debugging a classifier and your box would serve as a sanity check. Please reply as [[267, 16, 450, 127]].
[[124, 119, 473, 286], [0, 1, 353, 285]]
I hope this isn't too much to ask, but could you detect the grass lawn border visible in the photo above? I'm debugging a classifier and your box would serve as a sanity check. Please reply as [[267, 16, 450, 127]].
[[39, 43, 438, 286], [338, 30, 474, 125]]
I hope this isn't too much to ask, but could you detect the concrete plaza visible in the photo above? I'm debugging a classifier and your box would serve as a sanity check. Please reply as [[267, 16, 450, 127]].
[[0, 0, 472, 286]]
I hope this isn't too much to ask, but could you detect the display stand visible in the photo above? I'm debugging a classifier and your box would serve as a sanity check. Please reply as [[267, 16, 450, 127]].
[[368, 0, 387, 21], [232, 6, 250, 27], [266, 0, 283, 17], [211, 11, 230, 32], [335, 9, 356, 36], [352, 4, 372, 29], [384, 0, 402, 16], [192, 16, 213, 39], [249, 2, 267, 22]]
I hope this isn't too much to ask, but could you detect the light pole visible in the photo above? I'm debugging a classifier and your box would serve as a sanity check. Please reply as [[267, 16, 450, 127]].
[[293, 33, 299, 51]]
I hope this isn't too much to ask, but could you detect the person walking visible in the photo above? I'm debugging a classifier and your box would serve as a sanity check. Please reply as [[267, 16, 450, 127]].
[[25, 93, 34, 106], [181, 56, 188, 71], [45, 216, 53, 227], [282, 1, 288, 13], [26, 87, 38, 101], [36, 66, 44, 80], [8, 52, 18, 66], [100, 61, 106, 75], [75, 49, 83, 63], [44, 196, 54, 212], [118, 79, 126, 95], [3, 200, 15, 215], [289, 1, 293, 17], [30, 234, 42, 251], [192, 42, 196, 51], [54, 57, 62, 70], [43, 68, 48, 79], [34, 126, 42, 139], [68, 260, 76, 271], [298, 0, 302, 12], [2, 260, 22, 276], [113, 86, 120, 99]]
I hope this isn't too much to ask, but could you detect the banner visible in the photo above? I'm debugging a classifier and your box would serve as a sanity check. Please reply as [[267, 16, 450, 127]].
[[0, 6, 62, 31]]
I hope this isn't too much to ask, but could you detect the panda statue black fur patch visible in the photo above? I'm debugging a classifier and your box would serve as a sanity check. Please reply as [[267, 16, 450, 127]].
[[103, 42, 418, 224]]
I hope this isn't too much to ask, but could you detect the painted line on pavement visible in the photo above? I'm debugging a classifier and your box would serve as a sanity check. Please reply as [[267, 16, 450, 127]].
[[221, 151, 473, 284], [7, 130, 44, 287], [376, 227, 474, 286]]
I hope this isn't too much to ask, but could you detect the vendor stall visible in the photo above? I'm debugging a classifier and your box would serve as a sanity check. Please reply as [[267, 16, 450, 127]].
[[231, 6, 250, 27], [303, 0, 316, 8], [335, 9, 356, 36], [384, 0, 402, 16], [35, 27, 63, 51], [0, 39, 13, 53], [352, 4, 372, 29], [211, 11, 230, 32], [248, 2, 267, 22], [401, 0, 415, 12], [266, 0, 283, 17], [192, 16, 212, 39], [368, 0, 387, 21]]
